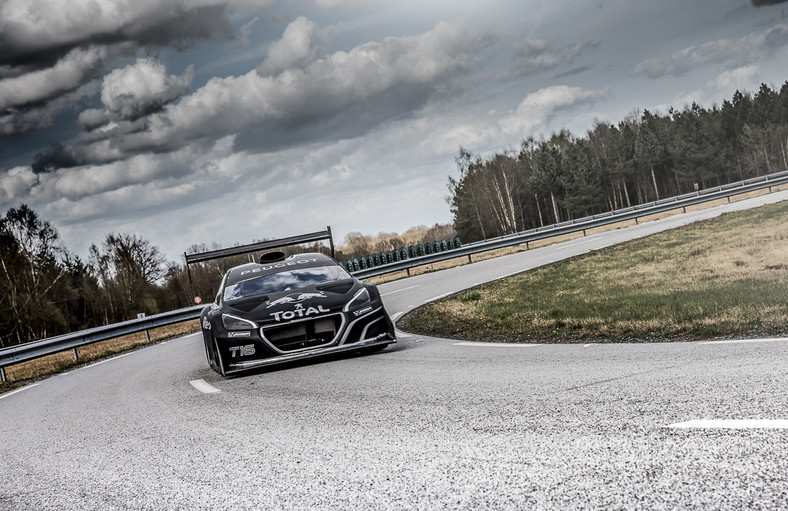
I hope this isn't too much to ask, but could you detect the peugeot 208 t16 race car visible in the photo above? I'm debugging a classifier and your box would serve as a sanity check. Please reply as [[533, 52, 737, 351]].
[[200, 252, 396, 376]]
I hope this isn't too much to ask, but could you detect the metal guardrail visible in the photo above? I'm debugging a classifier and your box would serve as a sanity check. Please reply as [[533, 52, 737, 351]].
[[0, 306, 203, 382], [1, 170, 786, 381], [351, 170, 788, 279]]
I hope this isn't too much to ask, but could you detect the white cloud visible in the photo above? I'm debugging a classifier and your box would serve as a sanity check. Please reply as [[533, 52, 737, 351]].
[[257, 17, 325, 76], [669, 65, 761, 109], [75, 20, 496, 159], [634, 24, 788, 78], [76, 58, 194, 130], [498, 85, 610, 136], [0, 0, 269, 137], [0, 46, 106, 110], [0, 0, 268, 56], [0, 81, 99, 136], [0, 166, 38, 201]]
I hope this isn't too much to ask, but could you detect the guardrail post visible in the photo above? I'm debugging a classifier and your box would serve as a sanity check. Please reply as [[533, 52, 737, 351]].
[[682, 206, 687, 213], [1, 367, 6, 383], [727, 196, 731, 203], [145, 329, 151, 343], [406, 268, 410, 277], [526, 241, 530, 250], [467, 254, 472, 264], [73, 348, 79, 362], [582, 229, 587, 237], [635, 217, 639, 225]]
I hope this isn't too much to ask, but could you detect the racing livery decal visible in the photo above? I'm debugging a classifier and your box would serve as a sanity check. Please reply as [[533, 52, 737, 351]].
[[265, 291, 328, 308]]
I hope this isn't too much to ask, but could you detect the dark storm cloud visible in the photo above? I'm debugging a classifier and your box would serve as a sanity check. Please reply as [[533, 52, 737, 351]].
[[752, 0, 788, 6], [31, 143, 79, 174], [53, 20, 498, 168], [0, 1, 242, 138], [0, 5, 234, 70]]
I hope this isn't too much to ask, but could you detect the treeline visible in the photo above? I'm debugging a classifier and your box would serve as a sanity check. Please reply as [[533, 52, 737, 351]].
[[0, 205, 182, 348], [449, 83, 788, 242], [0, 208, 453, 348], [338, 224, 456, 261]]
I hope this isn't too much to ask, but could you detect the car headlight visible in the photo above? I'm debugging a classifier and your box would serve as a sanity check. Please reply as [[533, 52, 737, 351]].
[[222, 313, 257, 331], [343, 287, 371, 312]]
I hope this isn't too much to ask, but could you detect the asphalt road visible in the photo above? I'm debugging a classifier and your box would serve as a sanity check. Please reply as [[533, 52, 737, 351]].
[[2, 192, 787, 510]]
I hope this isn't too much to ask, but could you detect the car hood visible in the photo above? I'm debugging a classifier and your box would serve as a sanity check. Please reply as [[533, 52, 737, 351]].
[[222, 279, 359, 324]]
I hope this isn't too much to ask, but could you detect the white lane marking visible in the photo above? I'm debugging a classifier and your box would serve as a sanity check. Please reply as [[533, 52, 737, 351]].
[[499, 270, 524, 279], [428, 292, 453, 302], [699, 337, 788, 345], [190, 379, 221, 394], [453, 342, 541, 348], [381, 285, 420, 297], [0, 383, 40, 400], [584, 343, 598, 347], [83, 352, 133, 368], [668, 419, 788, 429], [389, 312, 412, 337], [555, 238, 597, 250], [60, 352, 134, 377]]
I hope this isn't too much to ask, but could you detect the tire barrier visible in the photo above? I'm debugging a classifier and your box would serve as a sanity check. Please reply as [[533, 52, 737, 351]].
[[343, 237, 462, 273]]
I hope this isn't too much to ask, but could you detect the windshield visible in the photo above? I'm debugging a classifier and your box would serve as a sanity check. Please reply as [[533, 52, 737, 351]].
[[223, 265, 351, 302]]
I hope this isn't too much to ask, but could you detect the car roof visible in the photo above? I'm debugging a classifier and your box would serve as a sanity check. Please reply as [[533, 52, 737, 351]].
[[224, 252, 340, 286]]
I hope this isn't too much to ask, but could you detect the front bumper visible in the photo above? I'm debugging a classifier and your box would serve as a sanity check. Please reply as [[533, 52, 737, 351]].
[[214, 306, 396, 375]]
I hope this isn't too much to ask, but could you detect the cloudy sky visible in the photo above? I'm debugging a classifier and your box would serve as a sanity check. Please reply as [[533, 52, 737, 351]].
[[2, 0, 788, 262]]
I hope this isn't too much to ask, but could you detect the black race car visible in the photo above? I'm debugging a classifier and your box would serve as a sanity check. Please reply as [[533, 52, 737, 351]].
[[200, 251, 396, 376]]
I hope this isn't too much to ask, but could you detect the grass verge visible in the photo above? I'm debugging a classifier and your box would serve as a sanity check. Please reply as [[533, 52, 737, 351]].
[[399, 200, 788, 343]]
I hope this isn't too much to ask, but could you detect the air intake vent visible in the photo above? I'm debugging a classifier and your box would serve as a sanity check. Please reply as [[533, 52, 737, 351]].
[[260, 251, 286, 263]]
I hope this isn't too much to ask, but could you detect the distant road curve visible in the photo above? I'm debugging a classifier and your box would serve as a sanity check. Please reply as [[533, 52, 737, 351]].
[[381, 189, 788, 320]]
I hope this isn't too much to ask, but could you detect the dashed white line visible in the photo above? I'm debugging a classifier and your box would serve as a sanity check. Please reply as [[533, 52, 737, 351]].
[[190, 379, 221, 394], [699, 337, 788, 345], [381, 285, 420, 297], [668, 419, 788, 429], [0, 383, 40, 400], [453, 342, 541, 348]]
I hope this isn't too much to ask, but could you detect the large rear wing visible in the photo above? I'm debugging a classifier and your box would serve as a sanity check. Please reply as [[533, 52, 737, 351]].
[[184, 227, 335, 265], [184, 227, 335, 301]]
